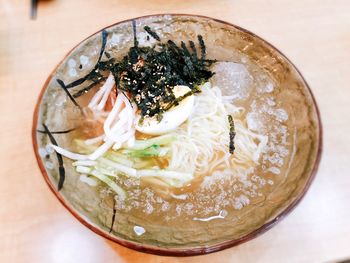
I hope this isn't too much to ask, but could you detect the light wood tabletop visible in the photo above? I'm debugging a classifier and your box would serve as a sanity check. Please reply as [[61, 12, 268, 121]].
[[1, 0, 349, 262]]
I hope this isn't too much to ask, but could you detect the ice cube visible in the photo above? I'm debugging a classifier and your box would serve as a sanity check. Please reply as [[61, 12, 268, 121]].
[[211, 62, 253, 100]]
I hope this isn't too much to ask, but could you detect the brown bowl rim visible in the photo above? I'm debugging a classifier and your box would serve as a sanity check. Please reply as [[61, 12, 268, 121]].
[[32, 13, 323, 257]]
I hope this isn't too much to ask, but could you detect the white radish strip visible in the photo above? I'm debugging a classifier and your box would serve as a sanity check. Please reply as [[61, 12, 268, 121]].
[[51, 138, 114, 161], [96, 73, 115, 111], [50, 144, 89, 160], [51, 140, 115, 162], [104, 93, 135, 145], [108, 122, 130, 143], [104, 108, 129, 142], [125, 135, 135, 148], [111, 108, 128, 130], [110, 93, 135, 146], [111, 128, 135, 149], [103, 93, 123, 135], [88, 87, 105, 109], [108, 120, 135, 144], [88, 140, 114, 160], [120, 93, 134, 129], [106, 107, 127, 129], [85, 135, 105, 145], [72, 160, 97, 166], [79, 174, 97, 186], [118, 107, 129, 119], [112, 141, 122, 150], [76, 166, 92, 174], [118, 128, 135, 142], [88, 73, 113, 109], [105, 117, 128, 142]]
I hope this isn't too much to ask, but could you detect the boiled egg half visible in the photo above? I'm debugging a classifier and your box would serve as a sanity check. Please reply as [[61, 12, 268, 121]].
[[135, 85, 194, 135]]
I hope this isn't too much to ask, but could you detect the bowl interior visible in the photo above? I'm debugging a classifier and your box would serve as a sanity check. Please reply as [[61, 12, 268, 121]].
[[33, 14, 321, 255]]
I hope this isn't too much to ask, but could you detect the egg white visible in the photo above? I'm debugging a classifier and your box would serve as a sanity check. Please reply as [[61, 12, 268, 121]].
[[135, 85, 194, 135]]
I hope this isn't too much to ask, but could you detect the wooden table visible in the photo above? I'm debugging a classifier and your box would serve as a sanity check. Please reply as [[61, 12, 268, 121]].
[[1, 0, 349, 262]]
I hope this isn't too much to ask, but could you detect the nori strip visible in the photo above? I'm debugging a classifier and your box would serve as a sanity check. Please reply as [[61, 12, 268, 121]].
[[109, 197, 117, 233], [56, 79, 81, 110], [132, 20, 138, 47], [189, 40, 198, 61], [144, 26, 160, 41], [198, 35, 206, 60], [110, 34, 214, 119], [167, 40, 182, 56], [180, 41, 195, 76], [98, 30, 108, 61], [37, 128, 75, 134], [163, 89, 198, 111], [56, 30, 108, 89], [228, 115, 236, 154], [55, 27, 214, 121], [42, 124, 65, 191], [72, 77, 107, 98]]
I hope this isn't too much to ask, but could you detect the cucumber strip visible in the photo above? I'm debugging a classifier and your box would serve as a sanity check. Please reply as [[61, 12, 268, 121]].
[[127, 134, 176, 150], [90, 170, 126, 200]]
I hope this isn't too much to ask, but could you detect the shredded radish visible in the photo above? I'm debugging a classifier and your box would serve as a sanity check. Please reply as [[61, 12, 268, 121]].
[[50, 144, 90, 160], [104, 92, 135, 144], [50, 141, 112, 161], [88, 73, 115, 109], [105, 115, 127, 142], [120, 93, 134, 130], [51, 138, 114, 161], [88, 140, 115, 160], [51, 85, 136, 163], [73, 160, 97, 166], [112, 129, 135, 150], [103, 94, 123, 135], [96, 74, 115, 110], [85, 135, 105, 145], [107, 120, 129, 142], [88, 88, 105, 109], [112, 141, 122, 150], [125, 135, 135, 148]]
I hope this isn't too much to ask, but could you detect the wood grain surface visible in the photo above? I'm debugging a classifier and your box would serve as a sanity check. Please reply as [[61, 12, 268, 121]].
[[0, 0, 349, 262]]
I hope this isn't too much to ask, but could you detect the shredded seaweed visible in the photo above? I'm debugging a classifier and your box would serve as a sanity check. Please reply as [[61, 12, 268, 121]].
[[143, 26, 160, 41], [72, 77, 107, 98], [109, 197, 117, 233], [37, 128, 75, 134], [110, 27, 215, 120], [98, 30, 108, 61], [56, 79, 82, 110], [228, 115, 236, 154], [104, 51, 111, 59], [132, 20, 138, 47], [56, 25, 215, 120], [189, 40, 198, 61], [42, 124, 65, 191], [198, 35, 206, 60], [56, 29, 108, 92]]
